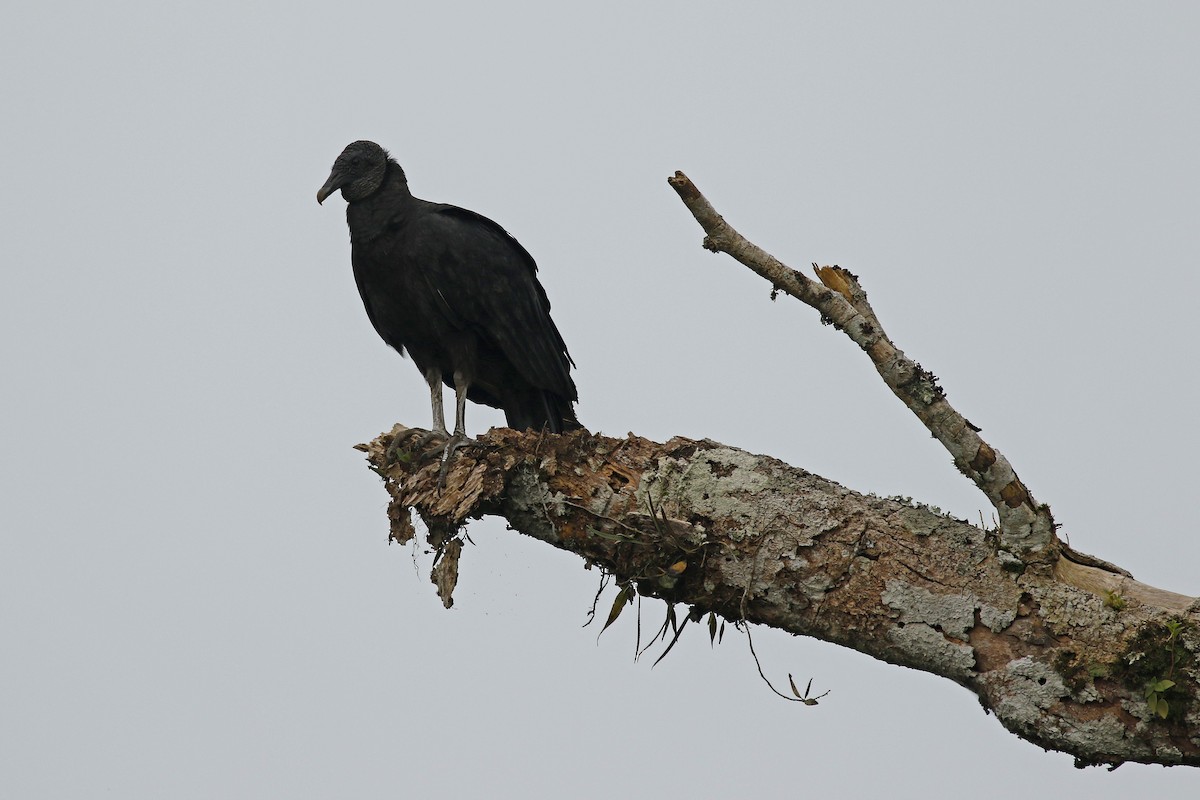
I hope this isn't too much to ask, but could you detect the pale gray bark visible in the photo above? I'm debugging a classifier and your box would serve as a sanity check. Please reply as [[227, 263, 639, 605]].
[[360, 426, 1198, 767]]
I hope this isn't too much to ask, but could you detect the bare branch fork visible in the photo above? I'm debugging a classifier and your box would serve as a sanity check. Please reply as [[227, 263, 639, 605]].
[[667, 171, 1054, 562], [665, 172, 1196, 611], [358, 172, 1200, 768]]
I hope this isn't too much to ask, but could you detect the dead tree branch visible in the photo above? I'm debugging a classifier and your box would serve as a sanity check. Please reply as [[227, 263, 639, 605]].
[[667, 171, 1056, 562], [360, 426, 1198, 767]]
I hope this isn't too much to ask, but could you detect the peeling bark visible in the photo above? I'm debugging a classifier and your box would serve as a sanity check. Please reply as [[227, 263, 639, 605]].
[[360, 426, 1198, 768]]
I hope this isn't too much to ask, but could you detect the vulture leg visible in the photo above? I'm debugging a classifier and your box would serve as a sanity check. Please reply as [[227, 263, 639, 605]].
[[426, 366, 449, 436], [436, 370, 475, 489], [385, 367, 450, 465], [451, 369, 469, 438]]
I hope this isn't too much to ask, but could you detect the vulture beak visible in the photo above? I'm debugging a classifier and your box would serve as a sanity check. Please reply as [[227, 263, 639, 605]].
[[316, 170, 343, 205]]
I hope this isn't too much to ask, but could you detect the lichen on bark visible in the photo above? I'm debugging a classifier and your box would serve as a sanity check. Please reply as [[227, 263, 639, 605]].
[[359, 425, 1199, 767]]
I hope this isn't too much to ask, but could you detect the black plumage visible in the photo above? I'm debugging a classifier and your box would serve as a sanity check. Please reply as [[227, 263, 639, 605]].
[[318, 140, 579, 435]]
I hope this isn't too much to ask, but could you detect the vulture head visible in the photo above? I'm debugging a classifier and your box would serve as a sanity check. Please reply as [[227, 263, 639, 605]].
[[317, 140, 390, 204]]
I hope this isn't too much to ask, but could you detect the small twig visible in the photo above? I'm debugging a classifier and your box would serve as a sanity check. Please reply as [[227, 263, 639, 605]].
[[582, 572, 612, 628], [635, 591, 643, 661], [742, 624, 826, 704]]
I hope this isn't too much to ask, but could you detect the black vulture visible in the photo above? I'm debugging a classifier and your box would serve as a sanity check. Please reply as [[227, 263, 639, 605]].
[[317, 140, 579, 439]]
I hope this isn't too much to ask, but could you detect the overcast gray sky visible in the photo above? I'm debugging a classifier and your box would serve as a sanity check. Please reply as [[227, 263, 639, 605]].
[[4, 2, 1199, 797]]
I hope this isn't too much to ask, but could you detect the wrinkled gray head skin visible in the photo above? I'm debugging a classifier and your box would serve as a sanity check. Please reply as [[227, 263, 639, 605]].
[[317, 140, 390, 204]]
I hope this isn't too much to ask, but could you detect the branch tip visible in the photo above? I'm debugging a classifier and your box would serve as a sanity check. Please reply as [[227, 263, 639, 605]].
[[667, 171, 700, 202]]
